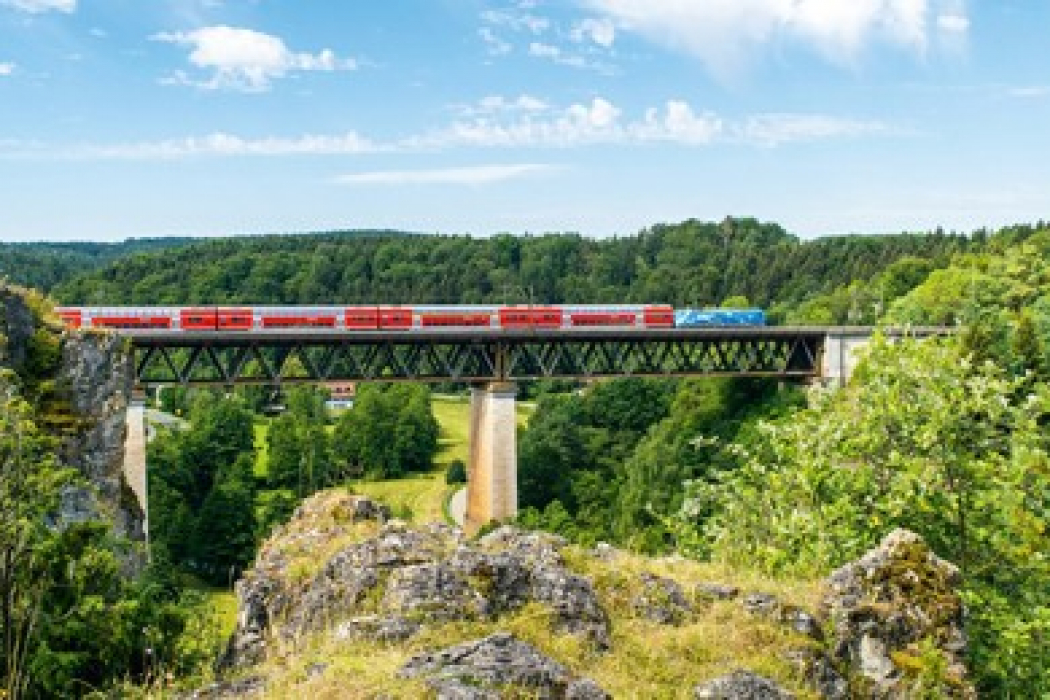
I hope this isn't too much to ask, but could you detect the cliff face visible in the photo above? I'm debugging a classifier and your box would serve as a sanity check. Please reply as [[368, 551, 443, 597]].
[[57, 330, 144, 543], [0, 284, 144, 561]]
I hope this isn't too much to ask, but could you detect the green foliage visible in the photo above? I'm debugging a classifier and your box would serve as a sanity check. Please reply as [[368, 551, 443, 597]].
[[0, 371, 192, 698], [331, 384, 439, 480], [148, 397, 258, 586], [0, 239, 194, 292], [682, 337, 1050, 695], [267, 410, 334, 497], [0, 370, 74, 697], [444, 458, 467, 485]]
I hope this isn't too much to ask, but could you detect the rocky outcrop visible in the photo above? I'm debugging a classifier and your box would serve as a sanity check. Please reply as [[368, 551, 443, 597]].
[[398, 632, 609, 699], [0, 286, 143, 568], [819, 528, 974, 698], [219, 494, 611, 672]]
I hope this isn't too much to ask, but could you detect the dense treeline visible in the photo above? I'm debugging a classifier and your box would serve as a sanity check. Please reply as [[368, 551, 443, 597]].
[[0, 238, 196, 292], [52, 219, 975, 311]]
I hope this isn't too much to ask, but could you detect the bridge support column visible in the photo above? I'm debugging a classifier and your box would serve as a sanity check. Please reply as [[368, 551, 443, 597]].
[[122, 401, 150, 558], [821, 331, 872, 387], [465, 382, 517, 535]]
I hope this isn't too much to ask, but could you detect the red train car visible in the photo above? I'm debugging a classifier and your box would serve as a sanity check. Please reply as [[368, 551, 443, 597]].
[[54, 304, 678, 332], [257, 306, 339, 329], [499, 306, 563, 329], [180, 308, 217, 330], [416, 306, 495, 328]]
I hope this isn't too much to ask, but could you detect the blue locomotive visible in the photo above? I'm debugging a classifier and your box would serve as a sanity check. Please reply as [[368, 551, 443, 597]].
[[674, 308, 766, 327]]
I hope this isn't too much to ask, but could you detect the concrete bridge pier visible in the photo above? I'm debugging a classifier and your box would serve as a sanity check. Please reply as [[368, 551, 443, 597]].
[[122, 401, 150, 557], [821, 330, 877, 387], [465, 382, 518, 535]]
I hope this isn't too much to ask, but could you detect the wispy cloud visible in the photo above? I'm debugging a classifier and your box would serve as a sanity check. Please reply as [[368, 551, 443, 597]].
[[583, 0, 969, 78], [72, 132, 378, 160], [481, 8, 550, 34], [455, 94, 550, 117], [0, 0, 74, 13], [337, 163, 560, 186], [739, 113, 890, 145], [153, 26, 356, 92], [0, 62, 14, 76], [0, 97, 895, 161], [479, 27, 512, 56]]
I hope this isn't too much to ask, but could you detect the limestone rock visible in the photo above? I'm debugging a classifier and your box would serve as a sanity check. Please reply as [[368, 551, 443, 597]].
[[634, 572, 692, 625], [333, 615, 420, 643], [819, 528, 974, 698], [219, 502, 613, 671], [398, 632, 608, 699], [694, 670, 795, 699]]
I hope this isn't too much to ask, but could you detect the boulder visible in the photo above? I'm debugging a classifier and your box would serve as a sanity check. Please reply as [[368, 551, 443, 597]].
[[819, 528, 974, 698], [633, 572, 692, 625], [398, 632, 608, 699]]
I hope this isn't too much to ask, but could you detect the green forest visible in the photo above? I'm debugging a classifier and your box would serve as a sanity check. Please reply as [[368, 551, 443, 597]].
[[2, 217, 1050, 696]]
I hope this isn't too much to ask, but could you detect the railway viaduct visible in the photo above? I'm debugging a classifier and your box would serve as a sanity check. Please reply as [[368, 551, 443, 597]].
[[120, 326, 947, 533]]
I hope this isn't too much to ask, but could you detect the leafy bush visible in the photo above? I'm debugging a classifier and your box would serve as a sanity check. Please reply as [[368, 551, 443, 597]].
[[445, 459, 467, 485]]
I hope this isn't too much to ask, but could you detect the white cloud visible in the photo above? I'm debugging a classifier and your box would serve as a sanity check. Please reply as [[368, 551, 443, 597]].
[[0, 0, 74, 13], [634, 101, 722, 144], [458, 94, 550, 117], [0, 62, 14, 75], [571, 17, 616, 47], [584, 0, 964, 76], [337, 163, 559, 186], [153, 26, 355, 92], [416, 97, 884, 149], [738, 113, 889, 145], [481, 8, 550, 34], [528, 41, 601, 70], [77, 132, 378, 159]]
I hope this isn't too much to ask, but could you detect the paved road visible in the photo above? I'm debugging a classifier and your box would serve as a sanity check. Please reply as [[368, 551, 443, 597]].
[[450, 487, 466, 527]]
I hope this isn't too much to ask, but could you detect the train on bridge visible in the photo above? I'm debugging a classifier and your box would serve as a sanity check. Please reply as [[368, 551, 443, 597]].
[[55, 305, 767, 331]]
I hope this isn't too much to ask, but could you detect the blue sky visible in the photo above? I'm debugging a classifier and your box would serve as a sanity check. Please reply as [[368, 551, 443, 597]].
[[0, 0, 1047, 242]]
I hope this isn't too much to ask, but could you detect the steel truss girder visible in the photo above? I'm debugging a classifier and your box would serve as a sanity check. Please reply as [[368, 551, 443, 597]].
[[131, 334, 822, 387]]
